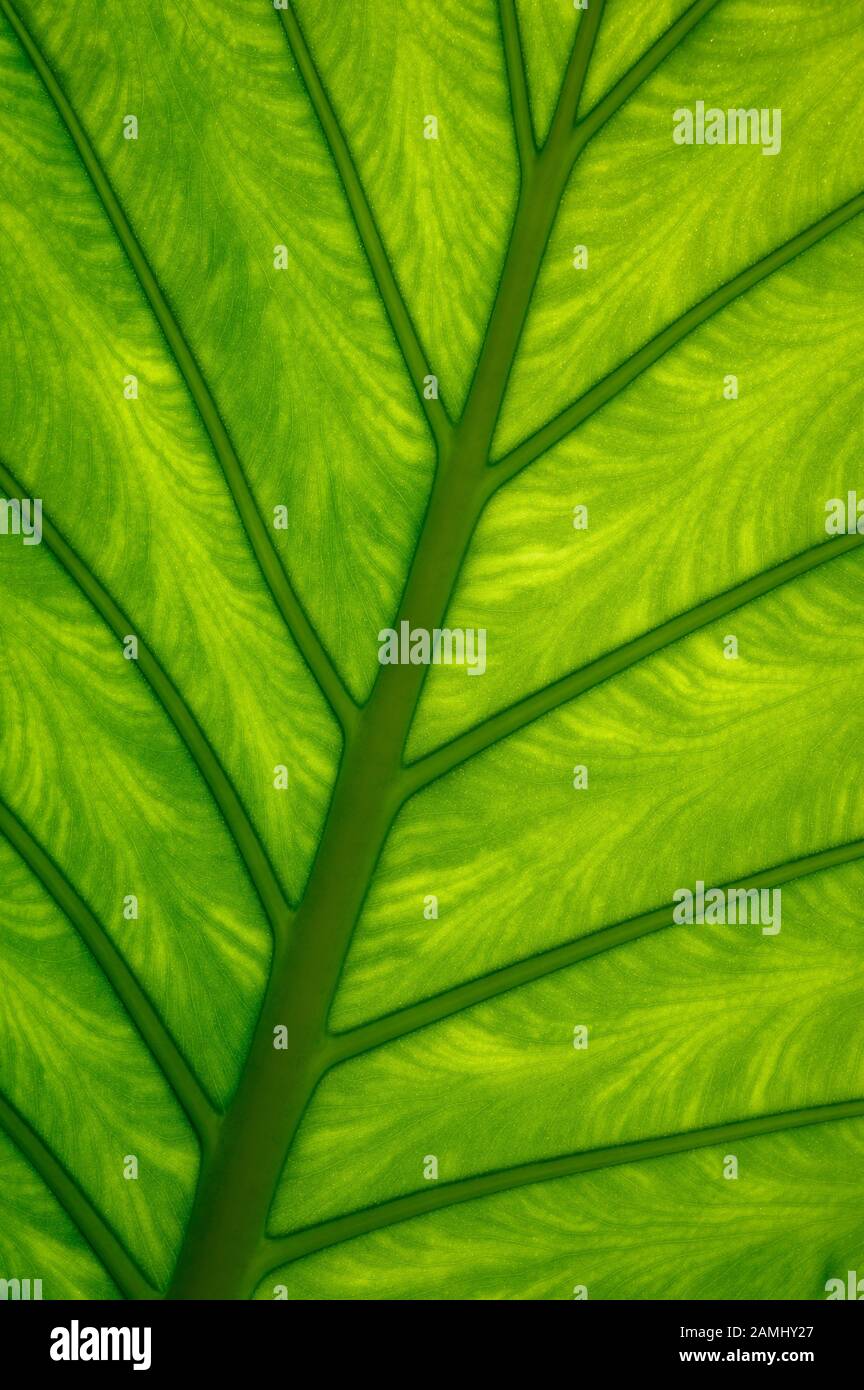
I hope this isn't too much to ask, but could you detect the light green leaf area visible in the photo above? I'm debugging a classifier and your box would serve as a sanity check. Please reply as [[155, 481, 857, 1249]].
[[1, 0, 863, 1304], [495, 0, 864, 457], [296, 0, 518, 416], [0, 545, 270, 1101], [515, 0, 579, 143], [283, 862, 864, 1232], [0, 8, 341, 892], [262, 1122, 864, 1300], [3, 0, 434, 703], [409, 218, 864, 748], [335, 558, 864, 1024], [0, 839, 196, 1289], [0, 1130, 116, 1299]]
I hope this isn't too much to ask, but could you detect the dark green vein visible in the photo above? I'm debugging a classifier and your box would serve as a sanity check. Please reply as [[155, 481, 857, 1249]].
[[575, 0, 724, 139], [0, 456, 293, 944], [406, 532, 864, 794], [0, 795, 218, 1147], [259, 1096, 864, 1271], [450, 0, 608, 470], [491, 190, 864, 487], [0, 1090, 158, 1300], [499, 0, 535, 168], [332, 838, 864, 1063], [166, 10, 621, 1302], [551, 0, 607, 137], [0, 0, 355, 733], [277, 3, 452, 451]]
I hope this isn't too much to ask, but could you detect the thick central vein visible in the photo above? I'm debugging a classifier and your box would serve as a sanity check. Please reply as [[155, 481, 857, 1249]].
[[165, 4, 618, 1301]]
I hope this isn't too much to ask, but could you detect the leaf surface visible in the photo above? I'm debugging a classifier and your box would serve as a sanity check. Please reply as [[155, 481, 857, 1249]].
[[0, 0, 862, 1301]]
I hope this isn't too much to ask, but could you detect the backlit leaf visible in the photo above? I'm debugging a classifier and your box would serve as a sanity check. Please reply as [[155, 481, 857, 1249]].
[[0, 0, 862, 1302]]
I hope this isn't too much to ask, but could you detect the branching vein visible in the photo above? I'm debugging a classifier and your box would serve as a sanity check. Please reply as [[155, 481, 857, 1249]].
[[331, 837, 864, 1062], [259, 1097, 864, 1273], [575, 0, 725, 145], [498, 0, 535, 169], [0, 0, 356, 735], [491, 190, 864, 488], [406, 532, 864, 793], [553, 0, 608, 134]]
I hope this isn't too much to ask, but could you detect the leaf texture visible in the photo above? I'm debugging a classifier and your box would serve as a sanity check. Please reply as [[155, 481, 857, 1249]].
[[0, 0, 862, 1301]]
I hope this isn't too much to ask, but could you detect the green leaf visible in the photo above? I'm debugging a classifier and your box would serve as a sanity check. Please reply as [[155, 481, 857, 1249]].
[[0, 0, 862, 1302]]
